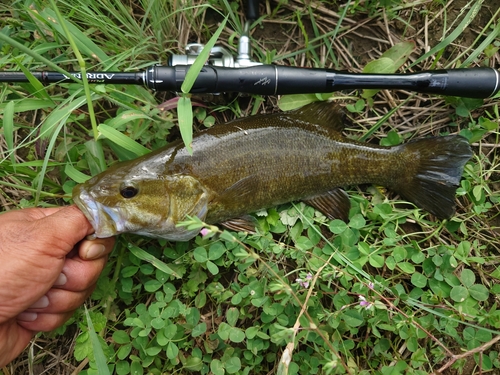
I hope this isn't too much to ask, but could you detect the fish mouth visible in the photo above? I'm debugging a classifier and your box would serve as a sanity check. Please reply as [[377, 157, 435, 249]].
[[72, 185, 122, 238]]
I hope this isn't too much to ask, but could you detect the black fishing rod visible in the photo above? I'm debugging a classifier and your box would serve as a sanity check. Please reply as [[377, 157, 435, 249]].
[[0, 64, 498, 98], [1, 0, 498, 99]]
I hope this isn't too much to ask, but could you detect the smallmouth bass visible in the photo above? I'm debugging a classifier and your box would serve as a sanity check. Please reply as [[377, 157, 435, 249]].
[[72, 102, 472, 240]]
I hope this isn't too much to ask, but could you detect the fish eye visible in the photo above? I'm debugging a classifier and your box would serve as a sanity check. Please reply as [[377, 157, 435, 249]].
[[120, 186, 138, 199]]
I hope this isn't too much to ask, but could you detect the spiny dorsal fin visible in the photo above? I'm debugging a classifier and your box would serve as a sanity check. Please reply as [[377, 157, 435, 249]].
[[286, 101, 346, 133], [302, 188, 351, 222]]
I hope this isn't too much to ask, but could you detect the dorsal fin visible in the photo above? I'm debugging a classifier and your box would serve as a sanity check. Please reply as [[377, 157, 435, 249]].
[[286, 101, 346, 132]]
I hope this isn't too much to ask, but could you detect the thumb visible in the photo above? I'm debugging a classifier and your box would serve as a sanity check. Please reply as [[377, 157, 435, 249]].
[[34, 206, 95, 256]]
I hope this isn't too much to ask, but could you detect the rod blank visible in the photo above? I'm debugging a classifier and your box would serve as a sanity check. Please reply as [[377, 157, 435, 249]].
[[1, 66, 498, 99]]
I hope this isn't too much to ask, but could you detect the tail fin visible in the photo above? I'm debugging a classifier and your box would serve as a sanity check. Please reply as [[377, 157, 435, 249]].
[[394, 135, 472, 219]]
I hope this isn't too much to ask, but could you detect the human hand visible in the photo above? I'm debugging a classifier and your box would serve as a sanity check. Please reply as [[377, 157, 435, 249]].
[[0, 205, 115, 367]]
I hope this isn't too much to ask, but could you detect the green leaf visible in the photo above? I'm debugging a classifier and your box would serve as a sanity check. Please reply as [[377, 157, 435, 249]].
[[226, 307, 239, 326], [349, 214, 366, 229], [144, 279, 163, 292], [3, 101, 16, 168], [166, 341, 179, 360], [177, 96, 194, 155], [105, 109, 152, 129], [206, 260, 219, 275], [380, 41, 415, 70], [218, 322, 231, 340], [65, 164, 91, 183], [116, 360, 130, 375], [14, 58, 53, 101], [362, 58, 396, 98], [342, 310, 364, 327], [225, 357, 242, 374], [130, 360, 143, 375], [450, 285, 469, 302], [468, 284, 489, 301], [410, 0, 484, 68], [192, 322, 207, 337], [151, 317, 165, 330], [38, 7, 109, 63], [229, 327, 245, 343], [127, 243, 181, 278], [84, 306, 110, 375], [369, 254, 385, 268], [278, 94, 318, 111], [145, 346, 162, 356], [112, 330, 131, 345], [193, 247, 208, 263], [329, 219, 348, 234], [398, 262, 415, 274], [460, 269, 476, 288], [210, 359, 225, 375], [411, 272, 427, 288], [209, 242, 226, 260], [0, 99, 55, 112], [180, 16, 228, 93], [98, 124, 150, 157]]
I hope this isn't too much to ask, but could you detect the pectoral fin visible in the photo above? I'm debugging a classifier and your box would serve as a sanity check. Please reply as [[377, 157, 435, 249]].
[[302, 188, 351, 222], [220, 215, 258, 233]]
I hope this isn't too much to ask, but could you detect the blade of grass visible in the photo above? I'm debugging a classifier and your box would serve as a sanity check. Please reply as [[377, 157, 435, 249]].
[[97, 124, 151, 157], [37, 7, 109, 63], [64, 164, 91, 184], [177, 96, 194, 154], [35, 92, 99, 203], [127, 243, 182, 279], [14, 57, 54, 102], [48, 0, 99, 140], [0, 98, 56, 112], [409, 0, 484, 68], [3, 101, 16, 169], [178, 15, 228, 154], [84, 306, 111, 375], [180, 16, 229, 94], [0, 32, 82, 84], [459, 20, 500, 67]]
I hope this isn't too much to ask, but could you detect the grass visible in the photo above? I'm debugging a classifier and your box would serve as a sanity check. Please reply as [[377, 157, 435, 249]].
[[1, 0, 500, 374]]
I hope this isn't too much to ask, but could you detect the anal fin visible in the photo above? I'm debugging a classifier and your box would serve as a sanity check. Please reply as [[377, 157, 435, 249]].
[[303, 188, 350, 222]]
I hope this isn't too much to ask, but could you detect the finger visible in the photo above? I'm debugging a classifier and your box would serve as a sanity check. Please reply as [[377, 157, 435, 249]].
[[79, 236, 116, 260], [55, 256, 108, 292], [33, 206, 96, 257], [0, 324, 34, 368], [26, 287, 95, 315], [41, 205, 94, 236], [0, 206, 66, 223], [17, 311, 75, 332]]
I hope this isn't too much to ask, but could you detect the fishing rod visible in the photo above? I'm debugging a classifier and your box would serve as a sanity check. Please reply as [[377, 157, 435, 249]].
[[1, 0, 499, 99], [1, 64, 498, 99]]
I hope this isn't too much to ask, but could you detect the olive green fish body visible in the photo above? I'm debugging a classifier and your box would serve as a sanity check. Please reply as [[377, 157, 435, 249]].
[[72, 102, 472, 240]]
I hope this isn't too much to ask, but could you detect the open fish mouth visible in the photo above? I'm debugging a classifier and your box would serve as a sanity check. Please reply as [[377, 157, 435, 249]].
[[73, 185, 122, 238]]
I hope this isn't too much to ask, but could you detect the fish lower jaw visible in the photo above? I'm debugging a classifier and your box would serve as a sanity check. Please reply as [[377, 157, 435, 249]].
[[73, 188, 119, 238]]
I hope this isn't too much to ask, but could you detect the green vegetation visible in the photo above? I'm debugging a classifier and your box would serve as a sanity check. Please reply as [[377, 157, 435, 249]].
[[1, 0, 499, 374]]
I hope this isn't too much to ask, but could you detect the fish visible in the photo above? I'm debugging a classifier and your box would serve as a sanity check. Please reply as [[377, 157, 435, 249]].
[[72, 101, 473, 241]]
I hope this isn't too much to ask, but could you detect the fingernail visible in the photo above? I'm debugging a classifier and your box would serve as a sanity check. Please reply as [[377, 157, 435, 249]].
[[54, 272, 67, 286], [18, 312, 38, 322], [29, 295, 49, 309], [86, 244, 106, 259]]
